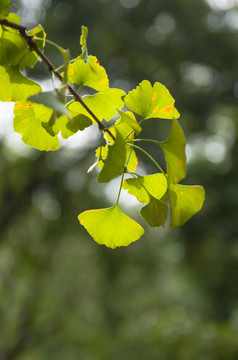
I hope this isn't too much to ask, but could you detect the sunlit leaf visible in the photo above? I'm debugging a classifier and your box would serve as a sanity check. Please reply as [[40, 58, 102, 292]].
[[13, 101, 60, 151], [159, 119, 186, 184], [28, 90, 69, 116], [78, 204, 144, 248], [18, 24, 46, 70], [0, 28, 27, 65], [67, 88, 125, 122], [65, 55, 109, 91], [169, 183, 205, 227], [0, 65, 41, 101], [66, 112, 92, 133], [98, 130, 126, 182], [117, 110, 142, 135], [124, 80, 180, 120], [126, 146, 138, 172], [140, 193, 168, 227], [122, 173, 167, 204]]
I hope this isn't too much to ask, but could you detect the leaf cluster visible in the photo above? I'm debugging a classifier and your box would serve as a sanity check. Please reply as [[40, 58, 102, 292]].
[[0, 0, 205, 248]]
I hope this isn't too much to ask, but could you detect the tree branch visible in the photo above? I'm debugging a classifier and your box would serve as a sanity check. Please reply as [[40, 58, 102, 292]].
[[0, 19, 115, 141]]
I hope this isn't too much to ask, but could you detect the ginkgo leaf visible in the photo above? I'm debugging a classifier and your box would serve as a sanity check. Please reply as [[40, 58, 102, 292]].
[[78, 25, 90, 63], [0, 28, 28, 65], [122, 173, 167, 204], [67, 88, 125, 122], [126, 146, 138, 172], [117, 110, 142, 135], [124, 80, 180, 120], [65, 55, 109, 91], [159, 119, 186, 184], [13, 101, 60, 151], [140, 193, 168, 227], [28, 90, 69, 116], [78, 204, 144, 248], [0, 65, 41, 101], [66, 113, 92, 133], [98, 130, 126, 183], [169, 183, 205, 227], [18, 24, 46, 70]]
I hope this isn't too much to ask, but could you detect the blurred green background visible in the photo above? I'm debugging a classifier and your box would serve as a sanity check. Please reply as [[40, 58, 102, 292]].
[[1, 0, 238, 359]]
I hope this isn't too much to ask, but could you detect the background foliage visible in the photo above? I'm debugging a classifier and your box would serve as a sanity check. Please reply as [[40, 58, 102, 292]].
[[0, 0, 238, 359]]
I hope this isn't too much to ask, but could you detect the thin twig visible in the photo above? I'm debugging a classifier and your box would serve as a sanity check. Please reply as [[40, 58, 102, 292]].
[[0, 19, 115, 141]]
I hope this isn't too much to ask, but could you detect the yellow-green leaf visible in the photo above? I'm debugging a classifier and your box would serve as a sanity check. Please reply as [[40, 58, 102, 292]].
[[78, 204, 144, 248], [159, 119, 186, 184], [13, 101, 60, 151], [0, 65, 41, 101], [140, 193, 168, 227], [169, 183, 205, 227], [66, 55, 109, 91], [124, 80, 180, 120], [98, 130, 126, 183], [67, 88, 125, 123], [122, 173, 167, 204]]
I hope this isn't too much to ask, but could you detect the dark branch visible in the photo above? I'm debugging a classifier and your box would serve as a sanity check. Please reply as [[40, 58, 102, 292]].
[[0, 19, 116, 141]]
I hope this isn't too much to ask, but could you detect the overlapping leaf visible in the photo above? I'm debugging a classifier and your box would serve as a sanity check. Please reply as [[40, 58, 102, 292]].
[[67, 88, 125, 122], [0, 65, 41, 101], [159, 119, 186, 184], [95, 144, 137, 173], [98, 130, 126, 183], [124, 80, 180, 120], [66, 55, 109, 91], [14, 101, 60, 151], [140, 193, 168, 227], [28, 90, 69, 116], [78, 204, 144, 248], [0, 22, 45, 69], [169, 184, 205, 227], [122, 173, 167, 204]]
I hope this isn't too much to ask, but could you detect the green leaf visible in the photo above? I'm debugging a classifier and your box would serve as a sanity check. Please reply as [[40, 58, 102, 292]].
[[0, 0, 10, 18], [5, 13, 20, 23], [0, 28, 27, 65], [169, 183, 205, 227], [124, 80, 180, 120], [159, 119, 186, 184], [0, 64, 41, 101], [18, 25, 46, 70], [66, 113, 92, 133], [126, 146, 138, 172], [122, 173, 167, 204], [98, 129, 126, 183], [28, 90, 69, 116], [66, 55, 109, 91], [140, 193, 168, 227], [79, 25, 89, 61], [67, 88, 125, 122], [117, 110, 142, 135], [13, 101, 60, 151], [78, 204, 144, 248]]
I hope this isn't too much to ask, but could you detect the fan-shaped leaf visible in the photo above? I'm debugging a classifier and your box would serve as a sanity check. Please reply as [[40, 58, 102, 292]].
[[0, 65, 41, 101], [13, 101, 60, 151], [78, 204, 144, 248], [122, 173, 167, 204], [160, 119, 186, 184], [67, 88, 125, 122], [140, 193, 168, 227], [66, 55, 109, 91], [169, 183, 205, 227], [124, 80, 180, 120]]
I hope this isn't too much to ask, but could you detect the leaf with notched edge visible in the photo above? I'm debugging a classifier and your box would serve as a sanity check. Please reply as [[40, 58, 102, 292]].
[[78, 204, 144, 248]]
